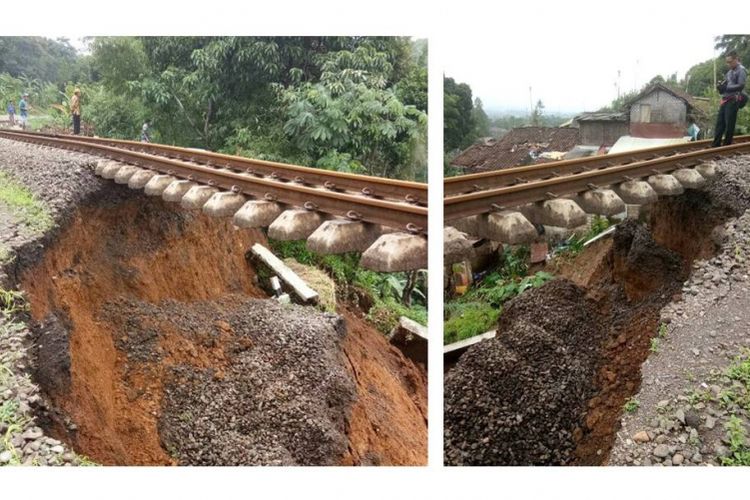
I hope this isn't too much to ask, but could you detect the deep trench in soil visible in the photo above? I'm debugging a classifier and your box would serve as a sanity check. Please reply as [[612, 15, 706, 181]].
[[18, 188, 427, 466], [444, 186, 742, 466]]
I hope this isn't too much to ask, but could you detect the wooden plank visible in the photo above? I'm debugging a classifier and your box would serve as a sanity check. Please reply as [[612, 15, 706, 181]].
[[250, 243, 319, 304]]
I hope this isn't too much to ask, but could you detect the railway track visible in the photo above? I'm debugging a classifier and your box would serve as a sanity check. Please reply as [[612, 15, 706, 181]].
[[445, 138, 750, 222], [0, 130, 428, 272]]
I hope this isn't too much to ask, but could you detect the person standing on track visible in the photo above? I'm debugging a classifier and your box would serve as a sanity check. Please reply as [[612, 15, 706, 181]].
[[7, 101, 15, 126], [140, 121, 151, 142], [70, 88, 82, 135], [712, 50, 747, 147], [18, 93, 29, 130]]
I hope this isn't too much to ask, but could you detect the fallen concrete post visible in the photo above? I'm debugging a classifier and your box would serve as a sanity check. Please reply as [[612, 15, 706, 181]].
[[233, 200, 284, 229], [162, 180, 197, 202], [250, 243, 319, 304], [521, 198, 587, 228], [696, 161, 717, 178], [127, 169, 156, 190], [574, 189, 625, 216], [444, 226, 476, 265], [360, 232, 427, 272], [388, 316, 428, 367], [100, 161, 125, 179], [444, 330, 496, 364], [647, 174, 684, 196], [202, 191, 248, 218], [671, 168, 706, 189], [143, 174, 177, 196], [113, 164, 140, 185], [181, 185, 219, 210], [306, 219, 382, 254], [615, 180, 658, 205], [268, 209, 325, 241]]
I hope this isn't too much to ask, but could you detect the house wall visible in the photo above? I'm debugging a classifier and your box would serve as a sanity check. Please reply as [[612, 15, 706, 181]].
[[579, 121, 629, 146], [629, 89, 688, 138]]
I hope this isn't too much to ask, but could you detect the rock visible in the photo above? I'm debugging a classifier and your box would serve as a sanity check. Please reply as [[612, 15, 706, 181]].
[[685, 411, 701, 429], [675, 409, 686, 425], [0, 450, 12, 464], [705, 416, 717, 430], [22, 427, 43, 440], [653, 444, 671, 458], [50, 445, 64, 454], [672, 453, 685, 465], [655, 434, 669, 444], [633, 431, 651, 443]]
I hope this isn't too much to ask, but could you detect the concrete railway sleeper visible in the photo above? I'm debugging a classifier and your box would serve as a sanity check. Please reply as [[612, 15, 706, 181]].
[[0, 131, 427, 272]]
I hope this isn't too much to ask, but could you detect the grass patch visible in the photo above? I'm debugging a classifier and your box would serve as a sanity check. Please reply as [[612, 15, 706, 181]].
[[444, 301, 501, 345], [721, 416, 750, 466], [649, 337, 661, 353], [1, 399, 30, 466], [555, 216, 612, 258], [0, 288, 28, 319], [0, 171, 53, 232], [623, 397, 640, 413], [267, 239, 427, 334]]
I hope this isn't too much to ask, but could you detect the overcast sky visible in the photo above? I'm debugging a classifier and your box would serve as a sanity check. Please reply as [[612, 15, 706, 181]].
[[444, 32, 722, 116]]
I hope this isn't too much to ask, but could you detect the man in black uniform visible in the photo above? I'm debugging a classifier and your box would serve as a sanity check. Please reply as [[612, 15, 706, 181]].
[[713, 50, 747, 147]]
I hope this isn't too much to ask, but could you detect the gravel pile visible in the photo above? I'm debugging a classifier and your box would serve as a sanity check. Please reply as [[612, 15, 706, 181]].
[[444, 280, 606, 465], [105, 296, 357, 466]]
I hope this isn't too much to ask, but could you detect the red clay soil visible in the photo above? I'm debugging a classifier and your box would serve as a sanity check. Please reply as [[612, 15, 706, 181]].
[[20, 194, 427, 465], [21, 199, 265, 465], [339, 308, 427, 466]]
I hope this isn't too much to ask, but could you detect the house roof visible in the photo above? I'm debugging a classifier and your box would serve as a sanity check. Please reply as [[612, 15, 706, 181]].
[[625, 82, 698, 109], [574, 111, 628, 122], [451, 126, 580, 172]]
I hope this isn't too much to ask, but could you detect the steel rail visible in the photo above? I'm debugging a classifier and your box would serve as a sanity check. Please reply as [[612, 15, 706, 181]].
[[1, 130, 426, 205], [444, 135, 750, 196], [444, 141, 750, 221], [0, 131, 427, 233]]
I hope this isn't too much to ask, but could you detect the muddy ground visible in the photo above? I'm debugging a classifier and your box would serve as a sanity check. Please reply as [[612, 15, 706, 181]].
[[0, 138, 427, 466], [444, 157, 750, 466]]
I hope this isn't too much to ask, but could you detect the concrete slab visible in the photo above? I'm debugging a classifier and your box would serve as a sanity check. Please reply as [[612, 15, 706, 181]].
[[444, 226, 476, 265], [449, 215, 481, 238], [696, 161, 717, 178], [541, 223, 589, 245], [127, 169, 156, 189], [360, 233, 427, 272], [671, 168, 705, 189], [482, 210, 537, 244], [162, 180, 197, 203], [233, 200, 284, 229], [181, 185, 219, 210], [143, 174, 177, 196], [100, 161, 125, 179], [575, 189, 626, 216], [95, 159, 113, 176], [203, 191, 248, 217], [615, 180, 658, 205], [113, 164, 140, 185], [306, 220, 382, 254], [388, 316, 428, 367], [268, 209, 325, 241], [523, 198, 587, 228], [647, 174, 684, 196]]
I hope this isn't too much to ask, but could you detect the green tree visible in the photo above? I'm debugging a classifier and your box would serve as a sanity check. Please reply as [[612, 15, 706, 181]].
[[444, 76, 475, 151], [472, 97, 490, 137]]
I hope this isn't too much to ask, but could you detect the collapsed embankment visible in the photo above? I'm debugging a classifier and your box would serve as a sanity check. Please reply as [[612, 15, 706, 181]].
[[7, 173, 426, 465], [444, 160, 750, 466]]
